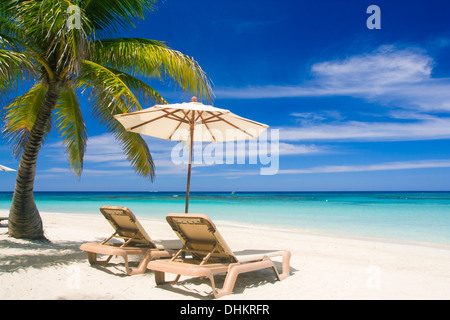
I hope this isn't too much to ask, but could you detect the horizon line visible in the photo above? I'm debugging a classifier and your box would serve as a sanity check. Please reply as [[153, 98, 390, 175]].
[[1, 190, 450, 193]]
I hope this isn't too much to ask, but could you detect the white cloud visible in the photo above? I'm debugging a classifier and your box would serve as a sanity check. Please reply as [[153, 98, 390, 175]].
[[213, 45, 450, 143], [83, 133, 179, 164], [42, 167, 133, 175], [43, 133, 183, 177], [311, 45, 433, 87], [214, 45, 450, 112], [83, 153, 127, 163], [279, 159, 450, 174], [172, 159, 450, 178], [277, 143, 323, 155], [278, 114, 450, 142]]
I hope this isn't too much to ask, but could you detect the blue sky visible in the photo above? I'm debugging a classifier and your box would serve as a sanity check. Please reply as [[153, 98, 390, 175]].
[[2, 0, 450, 192]]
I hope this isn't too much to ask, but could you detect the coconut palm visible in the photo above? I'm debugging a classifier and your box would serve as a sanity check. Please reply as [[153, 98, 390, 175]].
[[0, 0, 213, 239]]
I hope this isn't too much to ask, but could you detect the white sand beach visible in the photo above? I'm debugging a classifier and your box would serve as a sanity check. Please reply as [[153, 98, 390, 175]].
[[1, 212, 450, 300]]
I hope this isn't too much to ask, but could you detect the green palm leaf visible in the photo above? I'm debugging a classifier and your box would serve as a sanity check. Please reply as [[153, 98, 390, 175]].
[[54, 85, 87, 178], [77, 60, 155, 178], [111, 123, 155, 180], [82, 0, 157, 34], [0, 49, 34, 76], [90, 38, 214, 102], [106, 66, 168, 106], [1, 0, 214, 239], [2, 83, 51, 158], [0, 49, 35, 100], [79, 60, 143, 112]]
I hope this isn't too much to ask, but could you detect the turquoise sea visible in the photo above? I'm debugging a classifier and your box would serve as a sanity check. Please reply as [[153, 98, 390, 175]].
[[1, 191, 450, 246]]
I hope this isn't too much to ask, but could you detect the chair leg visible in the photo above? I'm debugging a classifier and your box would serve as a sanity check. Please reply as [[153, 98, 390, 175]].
[[213, 254, 291, 299], [122, 254, 130, 275], [87, 251, 132, 276], [151, 252, 292, 298], [278, 250, 291, 281], [129, 250, 174, 276], [266, 251, 292, 281], [87, 252, 113, 266], [214, 259, 275, 299], [154, 271, 182, 285], [154, 271, 166, 285], [128, 251, 153, 276]]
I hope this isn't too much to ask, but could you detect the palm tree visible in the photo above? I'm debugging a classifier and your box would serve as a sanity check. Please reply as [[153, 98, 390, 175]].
[[0, 0, 213, 240]]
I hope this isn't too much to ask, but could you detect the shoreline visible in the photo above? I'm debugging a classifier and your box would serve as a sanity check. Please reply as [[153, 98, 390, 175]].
[[3, 209, 450, 251], [1, 211, 450, 299], [212, 217, 450, 251], [2, 190, 450, 248]]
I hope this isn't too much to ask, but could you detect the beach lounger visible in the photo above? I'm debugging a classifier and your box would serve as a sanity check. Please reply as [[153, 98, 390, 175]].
[[146, 213, 291, 298], [80, 206, 182, 275], [0, 217, 7, 225]]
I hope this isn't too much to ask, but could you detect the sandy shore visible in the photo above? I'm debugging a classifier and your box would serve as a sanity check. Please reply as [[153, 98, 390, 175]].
[[1, 212, 450, 300]]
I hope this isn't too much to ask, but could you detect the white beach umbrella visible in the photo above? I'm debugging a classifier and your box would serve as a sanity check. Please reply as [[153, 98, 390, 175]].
[[114, 97, 268, 213], [0, 165, 16, 172]]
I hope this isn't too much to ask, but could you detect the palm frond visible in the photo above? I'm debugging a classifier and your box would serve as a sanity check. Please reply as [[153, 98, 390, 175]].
[[2, 83, 51, 159], [0, 16, 25, 49], [106, 66, 168, 106], [82, 0, 157, 34], [0, 49, 34, 76], [111, 123, 155, 180], [54, 85, 87, 178], [79, 60, 143, 112], [57, 2, 94, 77], [0, 0, 25, 18], [90, 38, 214, 102], [77, 62, 155, 179], [4, 0, 93, 78], [1, 0, 211, 183], [0, 49, 36, 100]]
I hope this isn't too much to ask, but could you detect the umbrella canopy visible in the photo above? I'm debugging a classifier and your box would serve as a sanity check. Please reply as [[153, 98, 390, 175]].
[[114, 97, 268, 142], [0, 165, 16, 172], [114, 97, 268, 213]]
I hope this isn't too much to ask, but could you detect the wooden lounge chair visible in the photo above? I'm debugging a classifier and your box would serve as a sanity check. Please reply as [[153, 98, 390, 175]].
[[147, 213, 291, 298], [0, 216, 7, 226], [80, 206, 182, 275]]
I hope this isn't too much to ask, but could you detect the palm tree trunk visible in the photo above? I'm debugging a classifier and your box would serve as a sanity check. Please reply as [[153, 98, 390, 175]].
[[8, 80, 62, 240]]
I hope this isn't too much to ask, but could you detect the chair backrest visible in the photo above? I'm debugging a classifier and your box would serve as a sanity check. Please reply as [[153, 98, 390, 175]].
[[166, 213, 237, 263], [100, 206, 155, 247]]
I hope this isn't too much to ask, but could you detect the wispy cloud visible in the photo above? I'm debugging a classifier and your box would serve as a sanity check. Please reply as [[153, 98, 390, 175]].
[[311, 45, 433, 87], [215, 45, 450, 112], [278, 114, 450, 142], [46, 132, 312, 177], [213, 44, 450, 142], [43, 133, 179, 176], [182, 159, 450, 178], [279, 159, 450, 174], [41, 167, 133, 175]]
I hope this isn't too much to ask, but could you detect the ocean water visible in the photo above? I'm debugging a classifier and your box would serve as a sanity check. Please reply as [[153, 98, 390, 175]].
[[1, 191, 449, 246]]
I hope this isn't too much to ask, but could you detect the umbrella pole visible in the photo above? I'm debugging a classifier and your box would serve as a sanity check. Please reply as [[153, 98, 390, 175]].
[[185, 121, 195, 213]]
